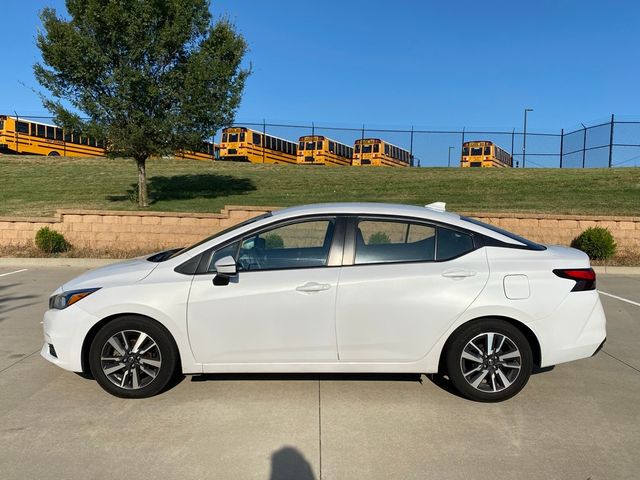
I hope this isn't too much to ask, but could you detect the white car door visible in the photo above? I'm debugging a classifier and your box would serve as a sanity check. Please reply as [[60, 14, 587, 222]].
[[187, 217, 342, 365], [335, 218, 489, 362]]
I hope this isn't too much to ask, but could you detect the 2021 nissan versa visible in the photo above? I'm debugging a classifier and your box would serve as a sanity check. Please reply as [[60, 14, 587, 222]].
[[42, 203, 606, 402]]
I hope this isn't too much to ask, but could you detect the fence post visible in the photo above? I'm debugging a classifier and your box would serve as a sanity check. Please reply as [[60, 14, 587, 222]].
[[14, 111, 20, 154], [582, 125, 587, 168], [608, 113, 615, 168], [409, 125, 414, 167], [461, 127, 465, 146], [559, 129, 564, 168], [262, 119, 266, 163], [510, 129, 515, 163]]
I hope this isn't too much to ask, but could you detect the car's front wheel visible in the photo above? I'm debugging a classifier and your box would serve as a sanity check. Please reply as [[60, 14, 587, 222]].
[[89, 316, 178, 398], [445, 319, 533, 402]]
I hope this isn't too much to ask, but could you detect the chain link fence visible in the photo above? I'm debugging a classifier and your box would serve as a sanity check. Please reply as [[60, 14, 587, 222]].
[[7, 112, 640, 168]]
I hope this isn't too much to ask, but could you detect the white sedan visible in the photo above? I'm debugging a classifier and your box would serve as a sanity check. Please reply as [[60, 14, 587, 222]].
[[42, 202, 606, 401]]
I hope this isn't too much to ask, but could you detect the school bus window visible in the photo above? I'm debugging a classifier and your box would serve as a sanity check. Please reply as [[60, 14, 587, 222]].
[[239, 132, 245, 142], [228, 133, 238, 142], [252, 133, 261, 145], [55, 128, 63, 141], [471, 147, 483, 155], [373, 144, 379, 153], [17, 121, 30, 134], [328, 141, 335, 152], [317, 141, 323, 150], [484, 146, 491, 155], [46, 126, 54, 139], [362, 145, 372, 153], [355, 144, 360, 153], [222, 133, 228, 142], [462, 147, 469, 155]]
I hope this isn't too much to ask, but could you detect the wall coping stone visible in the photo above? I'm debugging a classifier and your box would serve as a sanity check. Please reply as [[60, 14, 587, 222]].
[[0, 207, 637, 223]]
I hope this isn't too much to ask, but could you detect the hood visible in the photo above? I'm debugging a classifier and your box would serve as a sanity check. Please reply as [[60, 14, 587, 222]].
[[62, 257, 159, 292]]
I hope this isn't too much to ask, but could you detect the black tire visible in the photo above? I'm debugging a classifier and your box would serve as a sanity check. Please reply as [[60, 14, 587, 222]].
[[89, 315, 178, 398], [48, 151, 61, 156], [445, 319, 533, 402]]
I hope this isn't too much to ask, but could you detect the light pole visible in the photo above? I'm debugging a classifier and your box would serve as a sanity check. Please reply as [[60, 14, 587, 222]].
[[522, 108, 533, 168], [448, 146, 455, 167]]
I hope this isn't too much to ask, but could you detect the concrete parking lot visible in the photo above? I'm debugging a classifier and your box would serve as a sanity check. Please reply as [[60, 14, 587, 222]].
[[1, 266, 638, 480]]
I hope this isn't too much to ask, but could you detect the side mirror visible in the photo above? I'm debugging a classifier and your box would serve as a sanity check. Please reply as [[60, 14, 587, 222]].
[[214, 256, 237, 277], [213, 256, 237, 286]]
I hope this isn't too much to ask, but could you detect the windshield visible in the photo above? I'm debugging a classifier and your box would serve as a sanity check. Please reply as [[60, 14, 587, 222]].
[[461, 216, 546, 251], [162, 212, 273, 260]]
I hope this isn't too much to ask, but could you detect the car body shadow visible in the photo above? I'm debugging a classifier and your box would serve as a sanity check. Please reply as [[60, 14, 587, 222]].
[[190, 372, 423, 383]]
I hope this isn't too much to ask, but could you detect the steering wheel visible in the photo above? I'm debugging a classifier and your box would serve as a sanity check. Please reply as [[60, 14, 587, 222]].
[[238, 247, 263, 271]]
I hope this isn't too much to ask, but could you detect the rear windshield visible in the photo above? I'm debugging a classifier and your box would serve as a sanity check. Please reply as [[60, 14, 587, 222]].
[[158, 212, 273, 261], [461, 216, 546, 251]]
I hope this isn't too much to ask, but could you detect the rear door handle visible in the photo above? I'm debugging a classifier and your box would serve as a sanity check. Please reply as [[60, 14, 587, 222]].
[[296, 282, 331, 293], [442, 269, 477, 278]]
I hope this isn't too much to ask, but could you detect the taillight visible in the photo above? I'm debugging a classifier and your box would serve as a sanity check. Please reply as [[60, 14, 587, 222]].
[[553, 268, 596, 291]]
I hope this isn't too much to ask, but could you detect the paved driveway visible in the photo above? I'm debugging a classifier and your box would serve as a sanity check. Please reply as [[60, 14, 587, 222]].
[[1, 267, 638, 480]]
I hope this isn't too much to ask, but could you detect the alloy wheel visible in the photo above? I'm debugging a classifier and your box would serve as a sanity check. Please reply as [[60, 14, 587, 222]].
[[459, 332, 522, 393], [100, 330, 162, 390]]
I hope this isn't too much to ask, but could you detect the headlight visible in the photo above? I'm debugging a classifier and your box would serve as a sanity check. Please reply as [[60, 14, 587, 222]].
[[49, 288, 101, 310]]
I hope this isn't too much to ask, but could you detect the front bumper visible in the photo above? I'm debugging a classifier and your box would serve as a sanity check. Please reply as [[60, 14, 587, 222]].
[[41, 305, 100, 372]]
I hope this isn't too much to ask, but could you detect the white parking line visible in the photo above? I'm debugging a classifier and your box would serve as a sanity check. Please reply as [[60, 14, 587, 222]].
[[0, 268, 28, 278], [599, 291, 640, 308]]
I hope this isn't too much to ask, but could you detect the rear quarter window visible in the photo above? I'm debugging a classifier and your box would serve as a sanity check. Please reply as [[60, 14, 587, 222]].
[[461, 216, 546, 251], [436, 227, 475, 260]]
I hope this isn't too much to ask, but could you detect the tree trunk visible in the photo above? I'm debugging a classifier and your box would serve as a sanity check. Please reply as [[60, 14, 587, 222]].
[[136, 156, 149, 208]]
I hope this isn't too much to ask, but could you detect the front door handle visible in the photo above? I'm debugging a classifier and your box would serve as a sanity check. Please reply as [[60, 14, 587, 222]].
[[442, 269, 477, 278], [296, 282, 331, 293]]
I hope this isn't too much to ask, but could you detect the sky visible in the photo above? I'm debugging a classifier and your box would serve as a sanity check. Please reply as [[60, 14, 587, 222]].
[[1, 0, 638, 166]]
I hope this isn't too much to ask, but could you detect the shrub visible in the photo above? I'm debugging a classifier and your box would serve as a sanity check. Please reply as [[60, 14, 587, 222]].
[[571, 227, 617, 260], [35, 227, 69, 254], [368, 231, 391, 245]]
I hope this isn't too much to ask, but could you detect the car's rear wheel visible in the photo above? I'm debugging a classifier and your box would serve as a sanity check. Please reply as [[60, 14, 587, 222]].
[[89, 316, 178, 398], [445, 319, 533, 402]]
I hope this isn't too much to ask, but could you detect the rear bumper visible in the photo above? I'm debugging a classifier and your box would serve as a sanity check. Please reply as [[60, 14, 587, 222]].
[[592, 337, 606, 357], [532, 292, 607, 367]]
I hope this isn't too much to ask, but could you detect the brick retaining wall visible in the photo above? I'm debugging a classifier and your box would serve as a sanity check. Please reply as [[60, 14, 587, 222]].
[[0, 206, 638, 253]]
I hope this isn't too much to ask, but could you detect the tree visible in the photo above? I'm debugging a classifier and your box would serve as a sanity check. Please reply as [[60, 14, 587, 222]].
[[34, 0, 249, 207]]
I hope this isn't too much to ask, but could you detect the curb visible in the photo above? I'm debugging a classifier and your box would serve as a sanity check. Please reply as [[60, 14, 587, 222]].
[[0, 257, 119, 268], [593, 266, 640, 275]]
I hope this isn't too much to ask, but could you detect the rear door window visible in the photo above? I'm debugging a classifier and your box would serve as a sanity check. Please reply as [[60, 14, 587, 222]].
[[355, 219, 436, 264]]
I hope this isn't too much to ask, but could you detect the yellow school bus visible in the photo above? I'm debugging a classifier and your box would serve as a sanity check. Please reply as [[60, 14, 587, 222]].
[[352, 138, 411, 167], [297, 135, 353, 166], [0, 114, 220, 161], [461, 141, 512, 167], [175, 142, 219, 161], [219, 127, 297, 164], [0, 115, 104, 157]]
